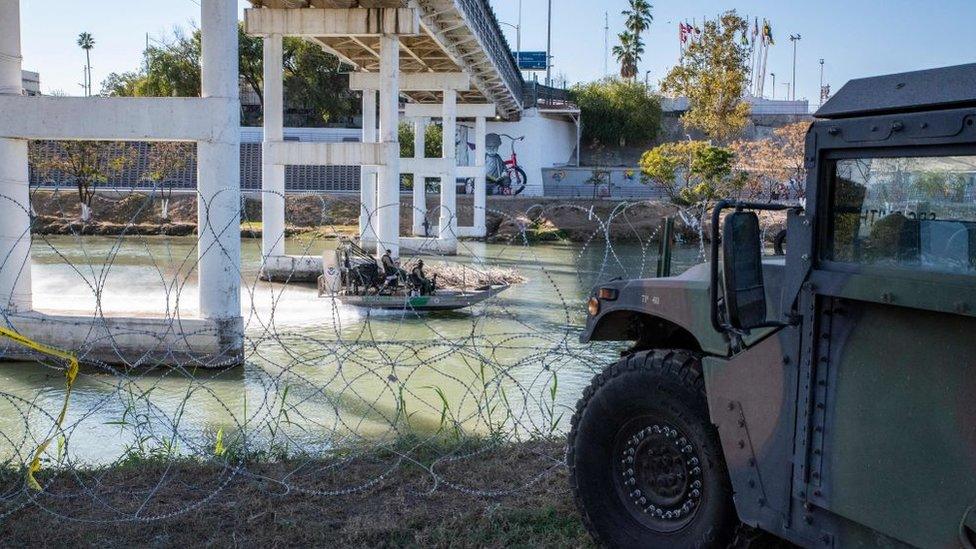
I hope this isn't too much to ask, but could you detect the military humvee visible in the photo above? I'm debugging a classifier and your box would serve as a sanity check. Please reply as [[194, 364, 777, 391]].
[[569, 63, 976, 548]]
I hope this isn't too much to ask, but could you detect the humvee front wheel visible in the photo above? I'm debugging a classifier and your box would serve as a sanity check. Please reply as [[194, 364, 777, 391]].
[[568, 350, 737, 548]]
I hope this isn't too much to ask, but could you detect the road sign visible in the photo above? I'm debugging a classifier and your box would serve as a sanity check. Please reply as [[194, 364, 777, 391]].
[[516, 51, 547, 71]]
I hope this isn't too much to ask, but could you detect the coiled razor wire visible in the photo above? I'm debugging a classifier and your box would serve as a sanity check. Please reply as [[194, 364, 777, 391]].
[[0, 175, 788, 526]]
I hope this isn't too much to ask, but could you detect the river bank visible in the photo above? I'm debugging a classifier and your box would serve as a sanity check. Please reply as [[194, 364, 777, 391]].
[[29, 191, 789, 244], [1, 437, 590, 548]]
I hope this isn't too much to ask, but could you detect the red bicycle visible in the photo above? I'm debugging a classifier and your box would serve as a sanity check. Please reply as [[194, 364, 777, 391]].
[[485, 133, 527, 196], [499, 134, 527, 195]]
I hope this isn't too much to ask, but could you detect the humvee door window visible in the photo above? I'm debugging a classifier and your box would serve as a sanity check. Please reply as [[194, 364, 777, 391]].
[[827, 156, 976, 273]]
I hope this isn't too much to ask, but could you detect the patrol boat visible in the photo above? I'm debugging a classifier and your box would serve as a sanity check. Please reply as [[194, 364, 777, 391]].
[[318, 239, 508, 311]]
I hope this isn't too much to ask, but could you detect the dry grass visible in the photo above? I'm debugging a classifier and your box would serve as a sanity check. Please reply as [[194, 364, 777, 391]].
[[0, 438, 592, 548], [423, 262, 526, 290]]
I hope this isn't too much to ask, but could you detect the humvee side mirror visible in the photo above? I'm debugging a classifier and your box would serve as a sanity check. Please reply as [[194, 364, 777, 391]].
[[722, 211, 767, 330], [709, 200, 797, 336]]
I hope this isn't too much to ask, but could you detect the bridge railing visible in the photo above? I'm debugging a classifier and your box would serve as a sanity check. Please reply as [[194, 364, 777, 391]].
[[455, 0, 524, 106], [523, 81, 575, 110]]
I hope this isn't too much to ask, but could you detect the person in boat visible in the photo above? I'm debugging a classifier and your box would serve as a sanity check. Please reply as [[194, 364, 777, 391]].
[[409, 259, 436, 295], [380, 249, 405, 291]]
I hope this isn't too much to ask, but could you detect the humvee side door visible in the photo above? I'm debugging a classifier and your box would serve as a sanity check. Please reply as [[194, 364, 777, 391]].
[[801, 147, 976, 547]]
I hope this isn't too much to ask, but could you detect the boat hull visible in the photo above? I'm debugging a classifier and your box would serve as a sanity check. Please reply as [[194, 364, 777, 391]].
[[334, 286, 508, 311]]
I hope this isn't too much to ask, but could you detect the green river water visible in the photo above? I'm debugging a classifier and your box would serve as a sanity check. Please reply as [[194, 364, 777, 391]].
[[0, 235, 703, 465]]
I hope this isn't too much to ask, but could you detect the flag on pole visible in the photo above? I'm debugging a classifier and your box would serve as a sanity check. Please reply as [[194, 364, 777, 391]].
[[762, 19, 774, 45]]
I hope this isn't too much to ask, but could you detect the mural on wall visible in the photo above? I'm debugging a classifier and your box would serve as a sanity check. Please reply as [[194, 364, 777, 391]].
[[485, 132, 527, 196]]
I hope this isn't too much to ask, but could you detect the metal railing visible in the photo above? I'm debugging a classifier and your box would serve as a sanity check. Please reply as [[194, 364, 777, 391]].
[[523, 82, 574, 109], [455, 0, 524, 106]]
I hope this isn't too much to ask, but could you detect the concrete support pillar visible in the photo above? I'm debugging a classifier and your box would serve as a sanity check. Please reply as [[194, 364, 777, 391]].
[[411, 117, 427, 236], [198, 0, 242, 324], [261, 33, 285, 260], [376, 34, 400, 258], [359, 89, 378, 247], [473, 116, 487, 237], [0, 0, 31, 312], [438, 88, 457, 245]]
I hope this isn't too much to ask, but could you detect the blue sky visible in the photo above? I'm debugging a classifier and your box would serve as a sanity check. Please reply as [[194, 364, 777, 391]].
[[20, 0, 976, 105]]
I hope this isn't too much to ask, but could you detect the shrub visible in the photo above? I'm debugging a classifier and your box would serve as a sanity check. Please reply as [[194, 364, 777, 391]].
[[570, 79, 662, 147]]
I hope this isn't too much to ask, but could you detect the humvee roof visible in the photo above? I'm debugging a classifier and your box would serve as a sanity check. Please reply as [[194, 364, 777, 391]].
[[816, 62, 976, 119]]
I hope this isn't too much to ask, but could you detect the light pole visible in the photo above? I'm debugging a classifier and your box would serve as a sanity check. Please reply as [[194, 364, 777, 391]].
[[770, 72, 776, 100], [499, 20, 521, 69], [819, 58, 825, 107], [789, 33, 801, 101], [644, 70, 652, 89], [546, 0, 552, 86]]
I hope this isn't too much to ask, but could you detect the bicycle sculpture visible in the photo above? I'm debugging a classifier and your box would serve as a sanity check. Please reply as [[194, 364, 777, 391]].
[[485, 133, 527, 196]]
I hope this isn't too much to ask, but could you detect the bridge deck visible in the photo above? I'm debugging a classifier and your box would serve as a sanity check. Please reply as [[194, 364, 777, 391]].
[[249, 0, 523, 119]]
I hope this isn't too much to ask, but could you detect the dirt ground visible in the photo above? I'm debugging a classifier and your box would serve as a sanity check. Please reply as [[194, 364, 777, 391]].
[[28, 190, 786, 245], [0, 439, 593, 548]]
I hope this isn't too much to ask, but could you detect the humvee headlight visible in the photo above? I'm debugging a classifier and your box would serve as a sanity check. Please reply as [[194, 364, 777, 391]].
[[587, 297, 600, 316]]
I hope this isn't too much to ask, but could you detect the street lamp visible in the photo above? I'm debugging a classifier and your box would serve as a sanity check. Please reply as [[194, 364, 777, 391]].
[[644, 70, 652, 89], [789, 34, 802, 101], [770, 72, 776, 100], [499, 20, 521, 69]]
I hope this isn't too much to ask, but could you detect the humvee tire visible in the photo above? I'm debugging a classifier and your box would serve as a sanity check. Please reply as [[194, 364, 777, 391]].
[[568, 349, 737, 548]]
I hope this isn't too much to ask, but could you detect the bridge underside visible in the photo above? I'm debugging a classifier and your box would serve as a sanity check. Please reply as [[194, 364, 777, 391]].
[[249, 0, 523, 119]]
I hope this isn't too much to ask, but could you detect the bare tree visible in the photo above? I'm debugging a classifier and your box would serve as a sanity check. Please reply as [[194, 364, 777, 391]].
[[31, 141, 135, 221], [144, 142, 194, 220]]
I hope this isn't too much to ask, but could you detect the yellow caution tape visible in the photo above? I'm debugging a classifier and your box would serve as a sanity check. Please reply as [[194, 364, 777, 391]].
[[0, 326, 79, 491]]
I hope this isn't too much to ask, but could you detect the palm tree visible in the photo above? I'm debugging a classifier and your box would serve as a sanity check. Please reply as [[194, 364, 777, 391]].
[[77, 32, 94, 96], [615, 1, 653, 80], [612, 32, 639, 79], [622, 0, 653, 36]]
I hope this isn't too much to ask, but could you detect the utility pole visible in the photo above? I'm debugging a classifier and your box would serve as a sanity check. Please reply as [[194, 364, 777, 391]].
[[770, 72, 776, 100], [789, 33, 801, 101], [603, 12, 609, 77], [546, 0, 553, 86]]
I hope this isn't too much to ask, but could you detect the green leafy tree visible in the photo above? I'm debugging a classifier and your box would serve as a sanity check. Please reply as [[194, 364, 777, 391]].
[[100, 25, 355, 126], [661, 11, 751, 142], [639, 140, 743, 208], [398, 122, 445, 190], [398, 121, 444, 159], [570, 79, 662, 147], [282, 39, 357, 126]]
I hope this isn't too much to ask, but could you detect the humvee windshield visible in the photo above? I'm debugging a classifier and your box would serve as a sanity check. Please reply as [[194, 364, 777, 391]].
[[826, 154, 976, 273]]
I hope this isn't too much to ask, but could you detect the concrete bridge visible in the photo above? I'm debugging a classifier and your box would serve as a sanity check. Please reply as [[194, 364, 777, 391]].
[[0, 0, 577, 366]]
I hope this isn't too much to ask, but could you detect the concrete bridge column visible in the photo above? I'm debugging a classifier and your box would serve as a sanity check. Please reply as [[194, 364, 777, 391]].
[[261, 32, 285, 260], [438, 88, 457, 246], [375, 34, 400, 258], [473, 115, 487, 237], [359, 89, 378, 248], [0, 0, 31, 312], [412, 116, 427, 236], [197, 0, 242, 329]]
